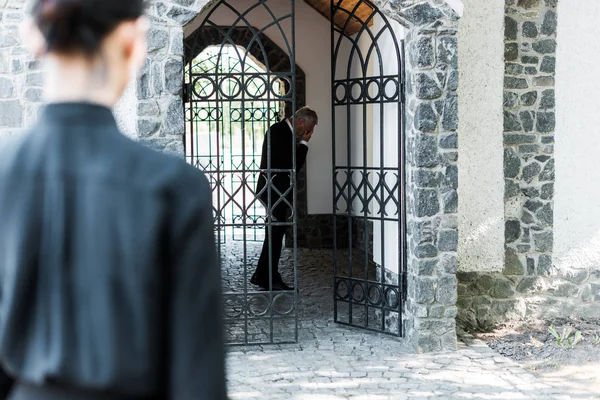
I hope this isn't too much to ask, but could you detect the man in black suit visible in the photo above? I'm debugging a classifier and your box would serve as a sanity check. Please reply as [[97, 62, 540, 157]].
[[251, 107, 318, 291]]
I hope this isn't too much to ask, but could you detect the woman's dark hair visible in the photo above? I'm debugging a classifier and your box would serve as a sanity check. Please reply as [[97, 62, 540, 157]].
[[30, 0, 145, 55]]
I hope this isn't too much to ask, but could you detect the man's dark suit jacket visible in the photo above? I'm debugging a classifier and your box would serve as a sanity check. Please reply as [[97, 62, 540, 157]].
[[255, 120, 308, 210], [0, 103, 226, 399]]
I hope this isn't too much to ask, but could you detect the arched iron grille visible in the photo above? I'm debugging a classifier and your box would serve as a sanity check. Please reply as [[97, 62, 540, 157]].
[[185, 48, 282, 242], [331, 0, 407, 336], [184, 0, 298, 345]]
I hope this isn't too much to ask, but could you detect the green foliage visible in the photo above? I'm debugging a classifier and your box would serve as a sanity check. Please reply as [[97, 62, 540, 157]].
[[548, 326, 583, 347]]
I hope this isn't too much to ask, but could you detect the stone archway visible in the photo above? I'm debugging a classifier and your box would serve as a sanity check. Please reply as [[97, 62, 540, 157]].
[[0, 0, 462, 353], [135, 0, 462, 353]]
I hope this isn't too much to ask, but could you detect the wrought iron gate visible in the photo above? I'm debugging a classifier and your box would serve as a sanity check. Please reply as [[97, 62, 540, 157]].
[[184, 0, 298, 345], [331, 0, 407, 336]]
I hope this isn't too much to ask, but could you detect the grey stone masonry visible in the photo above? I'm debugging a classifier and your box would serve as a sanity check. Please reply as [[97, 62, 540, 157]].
[[0, 1, 36, 136], [377, 0, 460, 353], [458, 0, 600, 331]]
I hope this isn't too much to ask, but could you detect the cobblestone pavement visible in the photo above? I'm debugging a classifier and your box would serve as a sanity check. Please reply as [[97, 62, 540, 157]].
[[221, 242, 599, 399]]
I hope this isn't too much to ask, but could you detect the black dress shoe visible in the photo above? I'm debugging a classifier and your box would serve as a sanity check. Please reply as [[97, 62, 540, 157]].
[[250, 273, 294, 291]]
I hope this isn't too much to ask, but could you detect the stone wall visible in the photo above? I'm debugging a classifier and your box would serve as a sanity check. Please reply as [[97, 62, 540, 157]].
[[457, 0, 600, 331]]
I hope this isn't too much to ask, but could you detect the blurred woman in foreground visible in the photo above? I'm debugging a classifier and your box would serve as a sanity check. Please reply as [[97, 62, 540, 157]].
[[0, 1, 226, 399]]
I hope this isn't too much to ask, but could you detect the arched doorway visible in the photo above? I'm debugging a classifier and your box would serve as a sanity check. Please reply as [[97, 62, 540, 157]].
[[183, 1, 303, 345]]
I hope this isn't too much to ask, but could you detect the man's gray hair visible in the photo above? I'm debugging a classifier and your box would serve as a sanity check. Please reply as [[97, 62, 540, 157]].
[[295, 106, 318, 124]]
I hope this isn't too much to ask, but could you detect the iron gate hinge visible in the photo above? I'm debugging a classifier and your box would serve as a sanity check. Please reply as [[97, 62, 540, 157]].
[[182, 82, 193, 103]]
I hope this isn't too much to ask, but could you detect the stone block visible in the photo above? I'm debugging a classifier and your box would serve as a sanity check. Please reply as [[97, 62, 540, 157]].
[[165, 58, 183, 95], [25, 72, 44, 87], [540, 56, 556, 73], [438, 36, 458, 68], [527, 257, 535, 274], [538, 254, 554, 275], [521, 210, 535, 225], [519, 144, 540, 154], [414, 134, 438, 167], [444, 306, 458, 318], [444, 165, 458, 190], [437, 275, 457, 305], [442, 93, 458, 131], [166, 6, 197, 25], [505, 220, 521, 243], [504, 252, 524, 275], [415, 277, 436, 304], [442, 189, 457, 213], [517, 276, 546, 294], [428, 304, 444, 318], [504, 91, 519, 108], [533, 231, 553, 252], [505, 63, 523, 76], [415, 73, 442, 100], [504, 148, 521, 178], [504, 134, 537, 144], [416, 259, 437, 276], [524, 66, 538, 75], [518, 0, 541, 9], [414, 170, 439, 188], [521, 90, 538, 106], [469, 274, 494, 295], [24, 88, 42, 102], [440, 254, 458, 275], [170, 30, 184, 57], [505, 16, 518, 41], [539, 158, 555, 181], [533, 39, 557, 54], [491, 278, 516, 299], [540, 183, 554, 200], [505, 43, 518, 61], [440, 330, 457, 351], [137, 119, 159, 138], [447, 70, 459, 91], [522, 21, 538, 38], [520, 111, 534, 132], [541, 10, 557, 35], [414, 103, 438, 132], [533, 76, 555, 87], [504, 111, 522, 132], [404, 3, 445, 26], [491, 298, 526, 319], [549, 281, 580, 298], [522, 162, 541, 183], [591, 284, 600, 302], [536, 202, 553, 227], [521, 56, 539, 64], [415, 243, 438, 259], [138, 101, 160, 117], [0, 77, 14, 98], [505, 179, 520, 198], [540, 89, 555, 109], [439, 133, 457, 149], [0, 100, 22, 127], [163, 98, 184, 136], [414, 189, 439, 218], [416, 333, 441, 353], [504, 77, 527, 89], [410, 36, 435, 68], [558, 268, 589, 285]]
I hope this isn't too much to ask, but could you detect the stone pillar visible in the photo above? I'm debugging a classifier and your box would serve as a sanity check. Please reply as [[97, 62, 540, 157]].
[[503, 0, 556, 281], [381, 0, 461, 353]]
